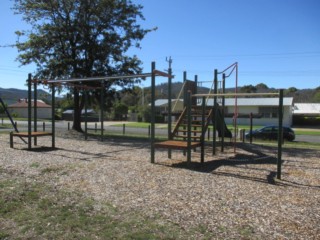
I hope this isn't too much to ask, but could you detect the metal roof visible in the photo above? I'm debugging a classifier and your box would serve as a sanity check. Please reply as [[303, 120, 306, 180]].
[[204, 97, 293, 106], [293, 103, 320, 115]]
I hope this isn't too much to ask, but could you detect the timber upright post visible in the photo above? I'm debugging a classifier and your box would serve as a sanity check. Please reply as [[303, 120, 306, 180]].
[[201, 96, 206, 163], [212, 69, 218, 155], [167, 57, 172, 158], [84, 90, 88, 140], [100, 81, 104, 141], [186, 91, 192, 164], [277, 89, 284, 179], [51, 82, 55, 148], [27, 74, 32, 150], [150, 62, 156, 163], [33, 79, 37, 146], [221, 73, 226, 152]]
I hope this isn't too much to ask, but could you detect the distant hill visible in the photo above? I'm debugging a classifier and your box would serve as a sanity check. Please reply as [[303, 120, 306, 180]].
[[1, 83, 319, 106], [152, 82, 320, 103], [0, 88, 52, 105]]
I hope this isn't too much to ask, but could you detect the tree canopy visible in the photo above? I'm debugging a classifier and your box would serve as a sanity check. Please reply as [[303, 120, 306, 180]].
[[13, 0, 154, 131]]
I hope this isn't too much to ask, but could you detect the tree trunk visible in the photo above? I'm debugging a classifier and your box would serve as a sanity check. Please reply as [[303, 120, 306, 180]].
[[72, 88, 83, 132]]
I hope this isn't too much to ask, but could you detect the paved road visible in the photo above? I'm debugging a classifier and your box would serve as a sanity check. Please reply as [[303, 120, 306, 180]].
[[294, 135, 320, 143], [1, 120, 320, 143]]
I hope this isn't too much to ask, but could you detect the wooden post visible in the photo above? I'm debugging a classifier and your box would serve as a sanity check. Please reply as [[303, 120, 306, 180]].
[[150, 62, 156, 163], [34, 79, 37, 146], [277, 89, 284, 180], [167, 62, 172, 159], [250, 113, 253, 144], [201, 96, 206, 163], [187, 91, 192, 164], [84, 90, 88, 140], [27, 74, 32, 150], [212, 69, 218, 155], [100, 81, 104, 141], [51, 83, 55, 149], [221, 73, 226, 152]]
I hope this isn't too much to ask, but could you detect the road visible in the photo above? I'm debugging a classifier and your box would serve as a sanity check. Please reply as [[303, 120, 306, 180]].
[[1, 120, 320, 143]]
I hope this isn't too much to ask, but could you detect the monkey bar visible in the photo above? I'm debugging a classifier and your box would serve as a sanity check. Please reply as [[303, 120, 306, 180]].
[[10, 62, 172, 150]]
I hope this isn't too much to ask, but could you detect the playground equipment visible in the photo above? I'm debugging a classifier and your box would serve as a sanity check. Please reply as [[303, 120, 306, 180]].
[[150, 63, 285, 180], [9, 62, 171, 150]]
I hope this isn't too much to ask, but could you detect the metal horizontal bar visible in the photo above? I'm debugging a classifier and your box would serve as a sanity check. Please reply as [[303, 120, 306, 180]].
[[192, 92, 280, 97], [44, 73, 153, 84]]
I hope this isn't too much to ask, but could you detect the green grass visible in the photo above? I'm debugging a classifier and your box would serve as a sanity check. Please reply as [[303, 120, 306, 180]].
[[0, 178, 203, 239], [111, 122, 167, 128]]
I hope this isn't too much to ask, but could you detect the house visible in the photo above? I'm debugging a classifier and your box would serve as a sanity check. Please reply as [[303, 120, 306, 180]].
[[206, 97, 294, 126], [155, 97, 294, 126], [7, 99, 52, 119], [153, 99, 184, 122], [292, 103, 320, 126]]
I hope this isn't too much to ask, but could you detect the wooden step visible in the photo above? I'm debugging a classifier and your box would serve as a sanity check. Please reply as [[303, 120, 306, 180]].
[[154, 140, 201, 150], [176, 129, 203, 133], [174, 135, 201, 140]]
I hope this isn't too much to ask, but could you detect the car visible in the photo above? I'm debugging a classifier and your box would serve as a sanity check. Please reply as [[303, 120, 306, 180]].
[[245, 125, 295, 141]]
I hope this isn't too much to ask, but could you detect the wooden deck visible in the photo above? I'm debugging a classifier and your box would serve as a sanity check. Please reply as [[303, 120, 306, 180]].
[[154, 140, 201, 150]]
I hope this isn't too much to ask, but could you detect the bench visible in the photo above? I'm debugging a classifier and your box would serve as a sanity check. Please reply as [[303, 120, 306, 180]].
[[10, 131, 53, 149]]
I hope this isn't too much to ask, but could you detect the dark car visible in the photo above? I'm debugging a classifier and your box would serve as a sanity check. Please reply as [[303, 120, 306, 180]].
[[245, 126, 295, 141]]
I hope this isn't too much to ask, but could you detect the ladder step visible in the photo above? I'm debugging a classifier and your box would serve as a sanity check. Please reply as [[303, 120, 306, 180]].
[[174, 135, 201, 139], [176, 129, 202, 133]]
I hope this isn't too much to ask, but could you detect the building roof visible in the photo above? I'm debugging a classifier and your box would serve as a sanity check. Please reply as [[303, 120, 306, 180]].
[[154, 99, 183, 107], [8, 99, 51, 108], [203, 97, 294, 106], [293, 103, 320, 115]]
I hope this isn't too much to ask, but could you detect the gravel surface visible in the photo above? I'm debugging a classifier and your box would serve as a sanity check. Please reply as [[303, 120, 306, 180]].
[[1, 132, 319, 239]]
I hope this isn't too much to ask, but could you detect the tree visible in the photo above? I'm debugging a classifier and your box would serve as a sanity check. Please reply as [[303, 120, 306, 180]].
[[13, 0, 154, 131], [239, 85, 257, 95], [255, 83, 268, 90], [113, 101, 128, 120]]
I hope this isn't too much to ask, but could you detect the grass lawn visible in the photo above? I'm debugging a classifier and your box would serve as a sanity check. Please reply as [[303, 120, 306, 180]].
[[110, 122, 320, 136], [0, 175, 210, 239]]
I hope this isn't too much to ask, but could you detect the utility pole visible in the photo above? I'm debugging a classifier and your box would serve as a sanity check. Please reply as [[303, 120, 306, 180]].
[[166, 56, 173, 69]]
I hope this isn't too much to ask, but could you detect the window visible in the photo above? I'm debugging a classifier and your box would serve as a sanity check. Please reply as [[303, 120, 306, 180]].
[[259, 107, 278, 118]]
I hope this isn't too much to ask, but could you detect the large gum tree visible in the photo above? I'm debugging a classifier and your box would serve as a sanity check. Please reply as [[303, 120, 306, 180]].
[[13, 0, 154, 131]]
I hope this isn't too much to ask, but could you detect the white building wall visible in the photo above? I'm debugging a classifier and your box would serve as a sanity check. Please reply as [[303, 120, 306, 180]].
[[224, 106, 292, 126]]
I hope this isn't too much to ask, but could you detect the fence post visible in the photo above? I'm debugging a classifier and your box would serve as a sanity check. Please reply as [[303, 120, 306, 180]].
[[68, 122, 70, 130], [123, 123, 125, 135], [43, 122, 45, 131]]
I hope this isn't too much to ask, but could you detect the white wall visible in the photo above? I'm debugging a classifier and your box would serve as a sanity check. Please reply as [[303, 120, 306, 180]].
[[224, 105, 292, 126]]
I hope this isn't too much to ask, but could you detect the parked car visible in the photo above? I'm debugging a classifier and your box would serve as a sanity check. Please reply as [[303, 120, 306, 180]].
[[245, 126, 295, 141]]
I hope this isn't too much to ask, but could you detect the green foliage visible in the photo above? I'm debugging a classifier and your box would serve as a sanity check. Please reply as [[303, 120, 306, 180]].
[[255, 83, 268, 89], [239, 84, 257, 94], [312, 90, 320, 102], [0, 102, 5, 114], [13, 0, 155, 131], [112, 101, 128, 120]]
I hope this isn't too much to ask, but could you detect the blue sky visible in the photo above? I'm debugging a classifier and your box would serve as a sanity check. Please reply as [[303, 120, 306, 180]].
[[1, 0, 320, 90]]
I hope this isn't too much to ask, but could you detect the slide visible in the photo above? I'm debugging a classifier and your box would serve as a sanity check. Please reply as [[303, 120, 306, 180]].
[[215, 108, 232, 138]]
